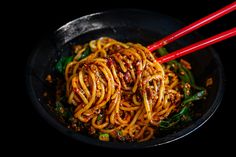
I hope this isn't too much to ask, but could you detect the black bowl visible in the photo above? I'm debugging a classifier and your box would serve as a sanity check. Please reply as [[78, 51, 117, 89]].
[[26, 9, 224, 149]]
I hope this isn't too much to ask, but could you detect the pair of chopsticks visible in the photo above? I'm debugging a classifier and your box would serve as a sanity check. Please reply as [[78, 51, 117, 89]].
[[147, 1, 236, 64]]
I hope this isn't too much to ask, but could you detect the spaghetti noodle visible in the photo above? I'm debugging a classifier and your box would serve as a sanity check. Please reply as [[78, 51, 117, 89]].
[[62, 37, 186, 142]]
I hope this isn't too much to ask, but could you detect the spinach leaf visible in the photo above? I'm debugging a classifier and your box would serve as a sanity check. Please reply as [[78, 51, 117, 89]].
[[55, 56, 73, 74], [157, 47, 168, 56], [160, 107, 191, 129], [78, 47, 91, 61], [182, 90, 207, 106], [157, 47, 207, 130], [55, 101, 73, 119], [55, 101, 65, 115], [159, 90, 206, 129]]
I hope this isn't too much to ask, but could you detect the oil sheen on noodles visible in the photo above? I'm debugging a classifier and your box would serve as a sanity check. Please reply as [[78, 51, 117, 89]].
[[65, 37, 181, 142]]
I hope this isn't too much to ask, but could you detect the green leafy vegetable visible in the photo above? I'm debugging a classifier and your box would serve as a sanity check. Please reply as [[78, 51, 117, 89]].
[[160, 107, 190, 129], [182, 90, 207, 106], [99, 133, 110, 141], [157, 47, 168, 56], [55, 101, 72, 119], [117, 130, 123, 136], [181, 65, 195, 85], [55, 56, 73, 74], [157, 47, 207, 130], [160, 90, 206, 129], [181, 65, 205, 90], [55, 47, 90, 74], [97, 114, 102, 121], [55, 101, 64, 114], [78, 47, 91, 61], [157, 47, 205, 92]]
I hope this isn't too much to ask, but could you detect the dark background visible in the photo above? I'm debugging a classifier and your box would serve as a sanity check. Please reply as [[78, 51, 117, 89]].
[[5, 0, 235, 154]]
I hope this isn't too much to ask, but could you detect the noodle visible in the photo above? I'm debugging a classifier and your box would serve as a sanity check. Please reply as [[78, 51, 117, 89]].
[[62, 37, 183, 142]]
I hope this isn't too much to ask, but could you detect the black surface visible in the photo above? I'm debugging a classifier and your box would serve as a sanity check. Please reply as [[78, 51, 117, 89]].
[[6, 0, 236, 154]]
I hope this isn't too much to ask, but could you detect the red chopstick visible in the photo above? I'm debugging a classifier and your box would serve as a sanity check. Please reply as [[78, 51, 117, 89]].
[[156, 27, 236, 64], [147, 1, 236, 52]]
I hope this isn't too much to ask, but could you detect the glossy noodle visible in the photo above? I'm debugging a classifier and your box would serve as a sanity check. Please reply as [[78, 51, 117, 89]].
[[63, 37, 185, 142]]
